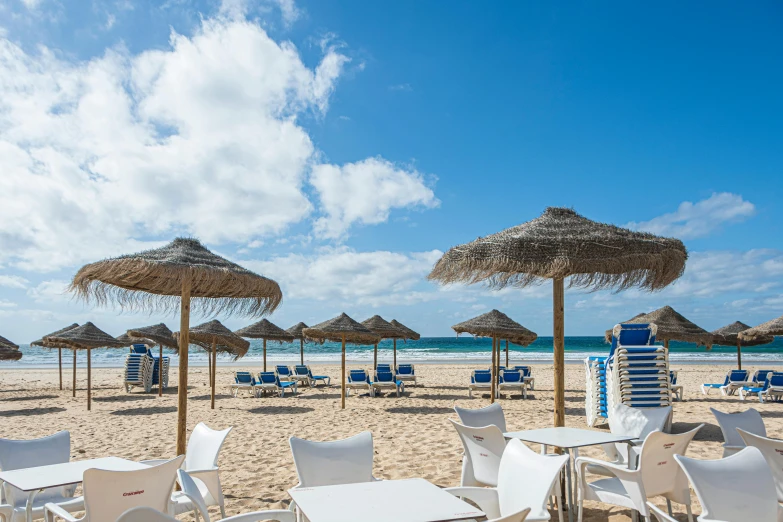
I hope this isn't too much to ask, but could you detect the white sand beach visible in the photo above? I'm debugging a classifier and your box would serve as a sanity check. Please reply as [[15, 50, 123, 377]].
[[1, 362, 779, 521]]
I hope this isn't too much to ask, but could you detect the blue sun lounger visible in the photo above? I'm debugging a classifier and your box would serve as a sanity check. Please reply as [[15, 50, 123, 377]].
[[347, 369, 374, 397], [498, 369, 526, 398], [396, 364, 417, 386], [376, 363, 393, 373], [276, 365, 295, 382], [701, 369, 750, 396], [294, 365, 331, 386], [231, 371, 256, 397], [469, 370, 493, 398], [372, 370, 404, 397], [256, 371, 297, 397], [739, 372, 783, 403]]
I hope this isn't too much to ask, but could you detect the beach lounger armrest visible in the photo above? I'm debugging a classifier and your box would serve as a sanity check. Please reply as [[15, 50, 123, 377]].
[[44, 502, 79, 522], [219, 509, 296, 522], [444, 487, 500, 519]]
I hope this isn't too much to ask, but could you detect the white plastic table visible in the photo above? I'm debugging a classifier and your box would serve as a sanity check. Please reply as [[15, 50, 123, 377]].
[[0, 456, 147, 522], [288, 478, 485, 522], [504, 427, 635, 522]]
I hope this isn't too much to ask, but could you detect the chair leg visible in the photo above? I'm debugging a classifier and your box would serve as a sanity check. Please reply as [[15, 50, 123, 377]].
[[666, 499, 673, 517], [577, 495, 584, 522], [556, 490, 564, 522], [686, 504, 694, 522]]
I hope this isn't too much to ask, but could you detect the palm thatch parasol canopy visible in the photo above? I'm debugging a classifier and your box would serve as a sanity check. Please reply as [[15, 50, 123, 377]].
[[0, 334, 19, 351], [304, 313, 381, 345], [70, 237, 282, 316], [127, 323, 178, 349], [713, 321, 774, 347], [46, 322, 126, 350], [739, 315, 783, 341], [31, 324, 79, 349], [429, 207, 687, 426], [452, 309, 538, 346], [286, 322, 309, 340], [390, 320, 420, 341], [428, 207, 687, 291], [174, 320, 250, 359], [0, 344, 22, 361], [605, 306, 713, 348], [361, 315, 405, 339], [235, 319, 294, 342], [68, 237, 283, 454], [115, 333, 154, 347]]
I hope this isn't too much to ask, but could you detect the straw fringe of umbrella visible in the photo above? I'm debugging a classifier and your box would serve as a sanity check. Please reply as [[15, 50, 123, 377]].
[[362, 315, 404, 370], [712, 321, 774, 370], [390, 320, 421, 341], [429, 207, 687, 428], [69, 237, 282, 455], [605, 306, 713, 348], [739, 314, 783, 341], [0, 336, 22, 361]]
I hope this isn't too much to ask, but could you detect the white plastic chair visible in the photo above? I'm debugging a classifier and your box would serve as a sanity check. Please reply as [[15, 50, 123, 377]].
[[595, 404, 672, 473], [576, 426, 702, 522], [0, 505, 12, 522], [446, 439, 566, 522], [144, 422, 232, 519], [0, 431, 84, 522], [289, 431, 376, 488], [737, 429, 783, 505], [449, 420, 507, 487], [454, 403, 508, 432], [710, 407, 766, 457], [177, 470, 295, 522], [675, 447, 778, 522], [43, 456, 184, 522], [116, 507, 178, 522], [646, 502, 678, 522]]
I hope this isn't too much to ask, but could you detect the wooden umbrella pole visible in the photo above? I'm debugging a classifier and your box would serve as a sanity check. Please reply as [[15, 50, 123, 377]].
[[737, 339, 742, 370], [373, 343, 378, 370], [158, 344, 164, 397], [176, 279, 192, 457], [211, 340, 216, 410], [207, 347, 213, 388], [393, 338, 397, 370], [300, 338, 304, 366], [553, 278, 565, 428], [505, 339, 509, 367], [263, 338, 267, 372], [490, 336, 496, 404], [341, 334, 346, 409], [58, 347, 63, 391], [87, 347, 92, 411], [73, 349, 77, 397]]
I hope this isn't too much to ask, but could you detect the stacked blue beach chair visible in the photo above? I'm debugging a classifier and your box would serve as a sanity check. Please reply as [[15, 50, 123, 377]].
[[124, 344, 169, 393], [585, 323, 671, 427]]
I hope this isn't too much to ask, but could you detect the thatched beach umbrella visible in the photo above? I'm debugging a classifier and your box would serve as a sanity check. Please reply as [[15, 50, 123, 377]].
[[712, 321, 774, 370], [175, 320, 249, 409], [739, 314, 783, 342], [235, 319, 293, 372], [605, 306, 714, 349], [303, 313, 381, 409], [452, 309, 537, 402], [46, 322, 125, 410], [389, 319, 420, 370], [429, 207, 687, 427], [115, 333, 154, 347], [31, 323, 79, 391], [286, 322, 310, 365], [0, 335, 22, 362], [361, 315, 404, 370], [127, 323, 178, 397], [69, 237, 282, 455]]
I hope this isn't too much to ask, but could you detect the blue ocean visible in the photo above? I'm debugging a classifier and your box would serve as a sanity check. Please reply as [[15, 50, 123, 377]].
[[5, 336, 783, 368]]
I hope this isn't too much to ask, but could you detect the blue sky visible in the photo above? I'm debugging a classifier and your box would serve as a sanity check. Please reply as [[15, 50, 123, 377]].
[[0, 0, 781, 341]]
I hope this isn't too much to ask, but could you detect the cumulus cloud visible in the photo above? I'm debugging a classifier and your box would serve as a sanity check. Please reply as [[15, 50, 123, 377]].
[[626, 193, 755, 239], [0, 16, 350, 271], [0, 275, 28, 289], [26, 279, 70, 303], [244, 246, 443, 306], [311, 157, 439, 239]]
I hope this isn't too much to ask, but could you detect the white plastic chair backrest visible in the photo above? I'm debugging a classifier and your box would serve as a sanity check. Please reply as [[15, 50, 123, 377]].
[[491, 507, 531, 522], [184, 422, 232, 471], [116, 506, 178, 522], [675, 447, 778, 522], [609, 404, 672, 440], [497, 439, 568, 519], [638, 426, 701, 499], [710, 408, 766, 450], [177, 469, 212, 522], [737, 429, 783, 503], [83, 455, 184, 522], [454, 403, 508, 432], [289, 431, 374, 487], [0, 431, 71, 507], [449, 420, 507, 487]]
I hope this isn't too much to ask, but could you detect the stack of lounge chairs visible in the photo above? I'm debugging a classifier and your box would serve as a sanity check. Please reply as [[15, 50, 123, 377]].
[[586, 323, 672, 427], [124, 345, 155, 393]]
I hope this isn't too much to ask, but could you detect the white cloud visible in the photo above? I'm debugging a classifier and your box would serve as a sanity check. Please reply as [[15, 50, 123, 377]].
[[20, 0, 42, 9], [0, 275, 28, 289], [26, 279, 70, 303], [244, 246, 443, 306], [220, 0, 300, 26], [274, 0, 300, 26], [311, 157, 439, 239], [0, 16, 350, 271], [626, 193, 755, 239]]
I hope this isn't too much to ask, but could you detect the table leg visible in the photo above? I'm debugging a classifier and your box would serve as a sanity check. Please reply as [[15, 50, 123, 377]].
[[26, 489, 41, 522], [565, 448, 574, 522], [541, 443, 548, 455]]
